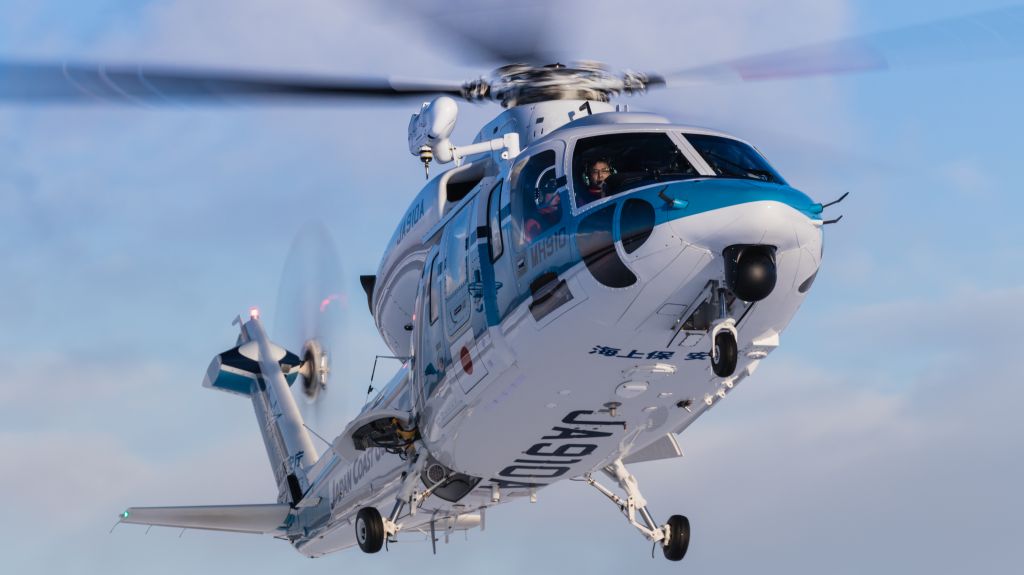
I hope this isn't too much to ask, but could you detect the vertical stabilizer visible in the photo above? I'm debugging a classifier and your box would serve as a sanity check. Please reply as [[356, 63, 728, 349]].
[[203, 314, 318, 505]]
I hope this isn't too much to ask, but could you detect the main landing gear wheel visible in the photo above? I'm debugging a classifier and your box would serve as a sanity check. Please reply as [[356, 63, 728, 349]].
[[711, 330, 738, 377], [662, 515, 691, 562], [355, 507, 385, 553], [584, 460, 692, 563]]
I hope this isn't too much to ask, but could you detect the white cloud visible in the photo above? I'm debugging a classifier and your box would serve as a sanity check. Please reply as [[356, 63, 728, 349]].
[[821, 284, 1024, 359], [941, 157, 994, 198]]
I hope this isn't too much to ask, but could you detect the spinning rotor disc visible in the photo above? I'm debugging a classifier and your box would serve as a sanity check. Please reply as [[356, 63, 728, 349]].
[[1, 6, 1021, 108], [274, 222, 347, 426]]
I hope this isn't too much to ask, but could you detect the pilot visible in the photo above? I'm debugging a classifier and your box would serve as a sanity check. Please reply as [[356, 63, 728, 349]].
[[524, 186, 562, 242], [581, 158, 614, 205]]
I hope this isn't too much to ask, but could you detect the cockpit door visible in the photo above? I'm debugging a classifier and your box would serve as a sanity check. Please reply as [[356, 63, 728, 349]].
[[469, 181, 505, 330], [442, 203, 473, 340], [507, 141, 571, 296], [416, 248, 447, 400]]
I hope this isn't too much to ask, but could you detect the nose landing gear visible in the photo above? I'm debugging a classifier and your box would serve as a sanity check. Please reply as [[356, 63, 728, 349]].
[[710, 322, 738, 377], [709, 284, 739, 377]]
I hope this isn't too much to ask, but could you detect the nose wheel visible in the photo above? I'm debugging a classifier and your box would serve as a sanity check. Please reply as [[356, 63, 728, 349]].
[[710, 329, 738, 377], [710, 312, 739, 377]]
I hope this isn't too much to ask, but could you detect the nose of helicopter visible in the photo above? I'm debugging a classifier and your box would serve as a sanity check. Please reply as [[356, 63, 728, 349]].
[[569, 190, 823, 333], [668, 198, 820, 255], [676, 199, 822, 303], [597, 193, 821, 324], [618, 196, 822, 281]]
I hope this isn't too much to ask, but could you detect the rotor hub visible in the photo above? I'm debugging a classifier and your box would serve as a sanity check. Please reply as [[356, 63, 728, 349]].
[[463, 62, 663, 107]]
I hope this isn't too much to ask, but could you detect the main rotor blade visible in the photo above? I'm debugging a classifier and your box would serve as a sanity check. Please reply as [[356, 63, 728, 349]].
[[389, 0, 562, 66], [0, 61, 467, 104], [663, 5, 1024, 85]]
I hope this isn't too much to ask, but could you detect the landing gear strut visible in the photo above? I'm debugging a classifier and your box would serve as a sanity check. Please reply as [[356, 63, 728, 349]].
[[584, 459, 691, 562], [353, 440, 449, 554], [710, 285, 738, 377]]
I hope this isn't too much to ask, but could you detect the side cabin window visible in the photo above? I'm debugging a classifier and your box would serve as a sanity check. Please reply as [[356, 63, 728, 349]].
[[510, 150, 564, 247], [572, 132, 698, 209], [487, 182, 504, 261], [429, 255, 440, 324], [683, 133, 787, 185], [444, 206, 472, 297]]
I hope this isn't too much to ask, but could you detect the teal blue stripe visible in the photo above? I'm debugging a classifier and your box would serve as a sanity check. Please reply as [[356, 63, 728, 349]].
[[641, 179, 821, 223]]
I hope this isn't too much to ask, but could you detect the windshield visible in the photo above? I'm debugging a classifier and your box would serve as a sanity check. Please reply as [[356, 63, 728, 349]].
[[684, 133, 786, 185], [572, 132, 699, 209]]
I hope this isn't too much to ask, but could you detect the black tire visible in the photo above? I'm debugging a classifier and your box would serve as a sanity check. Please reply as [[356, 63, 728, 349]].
[[355, 507, 385, 553], [662, 514, 691, 562], [711, 331, 738, 377]]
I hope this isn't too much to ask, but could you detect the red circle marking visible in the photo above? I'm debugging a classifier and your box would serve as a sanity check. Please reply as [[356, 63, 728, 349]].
[[460, 346, 474, 375]]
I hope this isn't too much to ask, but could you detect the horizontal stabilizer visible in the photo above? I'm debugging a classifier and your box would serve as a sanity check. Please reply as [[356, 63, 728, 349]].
[[202, 341, 302, 397], [120, 503, 292, 534]]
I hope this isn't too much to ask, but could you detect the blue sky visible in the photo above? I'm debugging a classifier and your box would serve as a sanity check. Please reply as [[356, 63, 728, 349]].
[[1, 1, 1022, 573]]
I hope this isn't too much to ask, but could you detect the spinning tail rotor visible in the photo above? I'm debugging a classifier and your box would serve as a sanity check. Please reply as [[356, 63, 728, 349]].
[[274, 222, 348, 432]]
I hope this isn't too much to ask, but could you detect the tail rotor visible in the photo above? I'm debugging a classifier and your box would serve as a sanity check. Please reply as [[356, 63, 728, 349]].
[[274, 222, 348, 434]]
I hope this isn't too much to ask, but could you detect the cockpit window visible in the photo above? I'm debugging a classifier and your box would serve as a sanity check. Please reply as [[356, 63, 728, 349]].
[[572, 133, 698, 209], [510, 150, 564, 246], [684, 134, 786, 185]]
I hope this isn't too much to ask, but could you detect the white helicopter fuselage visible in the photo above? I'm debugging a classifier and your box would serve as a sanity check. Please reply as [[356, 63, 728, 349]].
[[122, 100, 825, 559], [291, 101, 824, 556], [96, 4, 1015, 556]]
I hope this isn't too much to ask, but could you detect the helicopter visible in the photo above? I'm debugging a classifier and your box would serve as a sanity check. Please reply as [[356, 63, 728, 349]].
[[4, 4, 1021, 564]]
